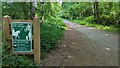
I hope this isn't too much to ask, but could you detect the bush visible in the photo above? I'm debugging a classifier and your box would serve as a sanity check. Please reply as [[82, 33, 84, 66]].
[[40, 17, 65, 59], [99, 13, 119, 26], [99, 14, 110, 25], [83, 16, 95, 23]]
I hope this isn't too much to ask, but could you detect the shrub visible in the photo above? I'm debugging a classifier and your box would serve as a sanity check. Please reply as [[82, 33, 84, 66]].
[[40, 17, 65, 58], [83, 16, 95, 23], [99, 14, 110, 25]]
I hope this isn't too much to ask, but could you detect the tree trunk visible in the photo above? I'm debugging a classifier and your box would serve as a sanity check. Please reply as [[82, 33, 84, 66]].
[[96, 2, 99, 23], [30, 2, 35, 20], [93, 2, 96, 18], [41, 1, 44, 23], [93, 0, 99, 23]]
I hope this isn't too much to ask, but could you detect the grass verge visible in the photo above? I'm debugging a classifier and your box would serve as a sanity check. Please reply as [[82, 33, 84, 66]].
[[71, 20, 119, 32]]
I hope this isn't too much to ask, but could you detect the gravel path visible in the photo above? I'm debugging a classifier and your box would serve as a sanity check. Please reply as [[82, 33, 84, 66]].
[[40, 20, 118, 66], [64, 20, 118, 49]]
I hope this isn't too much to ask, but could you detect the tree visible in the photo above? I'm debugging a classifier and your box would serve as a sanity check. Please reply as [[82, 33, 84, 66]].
[[30, 2, 35, 19], [36, 2, 61, 21], [2, 2, 31, 19], [0, 2, 2, 23], [41, 1, 44, 23], [93, 0, 99, 23]]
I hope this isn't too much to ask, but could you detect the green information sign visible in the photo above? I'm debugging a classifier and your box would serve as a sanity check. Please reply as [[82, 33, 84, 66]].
[[11, 22, 32, 52]]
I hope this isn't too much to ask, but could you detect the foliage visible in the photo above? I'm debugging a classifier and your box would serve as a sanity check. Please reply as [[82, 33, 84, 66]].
[[71, 20, 119, 32], [2, 2, 31, 19], [62, 2, 120, 28], [83, 16, 95, 23], [98, 2, 120, 26], [2, 42, 36, 67], [61, 2, 93, 20], [36, 2, 61, 20], [36, 2, 66, 59], [0, 2, 2, 23], [40, 17, 65, 59]]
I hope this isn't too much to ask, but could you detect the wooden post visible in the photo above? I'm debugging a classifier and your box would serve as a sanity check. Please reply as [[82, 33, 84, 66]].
[[3, 15, 11, 41], [3, 15, 12, 53], [33, 16, 41, 64]]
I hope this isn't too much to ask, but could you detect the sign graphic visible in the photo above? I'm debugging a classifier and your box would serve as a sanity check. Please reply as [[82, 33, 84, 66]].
[[11, 22, 32, 52]]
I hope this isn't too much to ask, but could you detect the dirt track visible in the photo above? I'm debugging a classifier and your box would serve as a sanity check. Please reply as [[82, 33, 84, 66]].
[[40, 20, 118, 66]]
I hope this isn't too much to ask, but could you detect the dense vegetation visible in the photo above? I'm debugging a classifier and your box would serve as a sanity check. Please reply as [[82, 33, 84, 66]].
[[2, 2, 65, 66], [61, 2, 119, 32], [0, 2, 2, 23]]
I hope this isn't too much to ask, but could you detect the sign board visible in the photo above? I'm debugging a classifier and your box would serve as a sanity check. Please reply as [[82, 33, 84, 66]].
[[11, 22, 32, 52], [3, 16, 40, 64]]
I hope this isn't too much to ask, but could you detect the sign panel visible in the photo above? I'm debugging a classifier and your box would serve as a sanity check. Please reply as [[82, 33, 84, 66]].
[[11, 22, 32, 52]]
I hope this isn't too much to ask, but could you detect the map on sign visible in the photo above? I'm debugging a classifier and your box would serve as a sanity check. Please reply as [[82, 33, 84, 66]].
[[11, 22, 32, 52]]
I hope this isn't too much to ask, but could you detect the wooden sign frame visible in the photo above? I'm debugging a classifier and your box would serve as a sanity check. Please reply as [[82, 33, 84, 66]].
[[2, 15, 41, 64]]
